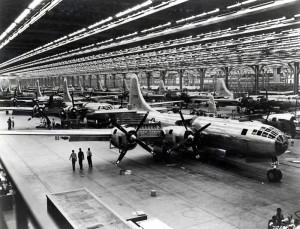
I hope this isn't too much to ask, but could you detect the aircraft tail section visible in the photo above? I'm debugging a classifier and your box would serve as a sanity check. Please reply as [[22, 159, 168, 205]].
[[18, 83, 22, 94], [158, 80, 166, 94], [128, 74, 156, 112], [97, 79, 104, 91], [79, 80, 84, 94], [208, 94, 217, 115], [124, 79, 130, 92], [216, 78, 234, 99], [36, 80, 43, 97], [63, 78, 72, 102]]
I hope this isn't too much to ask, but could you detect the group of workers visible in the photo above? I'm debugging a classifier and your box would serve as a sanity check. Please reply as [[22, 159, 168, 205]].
[[268, 208, 300, 229], [69, 148, 93, 171]]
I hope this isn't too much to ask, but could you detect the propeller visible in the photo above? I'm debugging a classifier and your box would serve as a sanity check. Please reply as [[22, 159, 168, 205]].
[[167, 110, 211, 154], [110, 112, 152, 165]]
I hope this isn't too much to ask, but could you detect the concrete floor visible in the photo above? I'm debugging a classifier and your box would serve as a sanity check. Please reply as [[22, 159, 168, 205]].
[[0, 111, 300, 229]]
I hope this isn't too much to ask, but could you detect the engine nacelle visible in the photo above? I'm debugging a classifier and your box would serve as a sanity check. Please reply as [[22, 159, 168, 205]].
[[162, 126, 193, 147], [110, 127, 137, 151]]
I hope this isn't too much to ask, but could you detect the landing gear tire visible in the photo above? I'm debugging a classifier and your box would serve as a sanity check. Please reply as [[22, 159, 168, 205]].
[[267, 169, 282, 182]]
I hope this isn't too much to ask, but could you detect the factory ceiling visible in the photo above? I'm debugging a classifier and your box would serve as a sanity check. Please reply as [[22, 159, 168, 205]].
[[0, 0, 299, 77]]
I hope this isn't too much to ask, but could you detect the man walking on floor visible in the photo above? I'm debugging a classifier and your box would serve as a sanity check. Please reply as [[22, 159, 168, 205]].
[[87, 148, 93, 168], [69, 150, 77, 171], [78, 148, 84, 170]]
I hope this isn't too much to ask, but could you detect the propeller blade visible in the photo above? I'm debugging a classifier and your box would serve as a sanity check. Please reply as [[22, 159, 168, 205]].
[[71, 92, 74, 108], [116, 150, 128, 165], [136, 139, 153, 153], [110, 119, 128, 135], [136, 112, 149, 132], [191, 144, 198, 153], [196, 123, 211, 133], [179, 110, 188, 131]]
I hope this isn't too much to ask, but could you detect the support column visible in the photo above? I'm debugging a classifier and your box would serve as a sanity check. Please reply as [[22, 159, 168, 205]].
[[82, 75, 86, 89], [250, 65, 264, 95], [197, 68, 206, 91], [294, 62, 299, 95], [223, 67, 229, 89], [76, 75, 80, 87], [96, 75, 100, 90], [122, 73, 126, 91], [254, 65, 259, 95], [104, 74, 107, 88], [178, 69, 184, 90], [71, 76, 75, 87], [112, 74, 116, 88], [89, 75, 92, 87], [146, 72, 151, 90]]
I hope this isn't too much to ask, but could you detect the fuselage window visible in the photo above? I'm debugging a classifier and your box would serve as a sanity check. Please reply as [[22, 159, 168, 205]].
[[265, 128, 271, 133], [268, 134, 276, 139], [262, 132, 268, 137], [252, 129, 257, 135], [241, 129, 248, 135]]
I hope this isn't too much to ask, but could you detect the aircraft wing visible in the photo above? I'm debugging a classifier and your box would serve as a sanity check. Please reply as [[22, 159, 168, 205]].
[[191, 98, 238, 106], [150, 100, 184, 106], [0, 129, 112, 141], [0, 107, 33, 111], [86, 109, 137, 115]]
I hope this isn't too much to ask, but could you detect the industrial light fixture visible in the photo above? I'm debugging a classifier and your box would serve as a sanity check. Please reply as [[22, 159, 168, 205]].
[[0, 0, 188, 68], [115, 0, 153, 17], [0, 0, 63, 48]]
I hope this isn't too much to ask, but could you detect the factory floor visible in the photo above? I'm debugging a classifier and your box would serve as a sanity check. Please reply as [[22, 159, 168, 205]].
[[0, 111, 299, 229]]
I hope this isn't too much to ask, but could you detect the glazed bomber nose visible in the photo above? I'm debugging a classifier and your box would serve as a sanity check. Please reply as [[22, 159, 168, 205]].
[[275, 135, 288, 156]]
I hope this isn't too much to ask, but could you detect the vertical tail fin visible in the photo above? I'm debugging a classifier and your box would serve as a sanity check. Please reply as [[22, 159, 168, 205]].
[[158, 80, 166, 94], [207, 94, 217, 115], [17, 80, 22, 94], [63, 78, 72, 102], [216, 78, 234, 99], [98, 80, 105, 91], [124, 79, 130, 92], [79, 80, 84, 94], [36, 80, 43, 97], [128, 74, 155, 112]]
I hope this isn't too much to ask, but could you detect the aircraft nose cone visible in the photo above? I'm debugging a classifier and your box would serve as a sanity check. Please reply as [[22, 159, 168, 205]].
[[275, 135, 288, 156]]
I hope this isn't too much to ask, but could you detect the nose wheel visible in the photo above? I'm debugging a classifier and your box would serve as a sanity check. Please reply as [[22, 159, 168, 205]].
[[267, 169, 282, 182], [267, 157, 282, 182]]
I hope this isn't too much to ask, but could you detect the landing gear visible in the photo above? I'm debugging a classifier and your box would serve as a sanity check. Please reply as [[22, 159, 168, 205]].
[[267, 157, 282, 182]]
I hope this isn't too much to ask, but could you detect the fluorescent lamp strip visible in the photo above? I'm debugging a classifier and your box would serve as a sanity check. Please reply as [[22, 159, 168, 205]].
[[0, 0, 63, 49]]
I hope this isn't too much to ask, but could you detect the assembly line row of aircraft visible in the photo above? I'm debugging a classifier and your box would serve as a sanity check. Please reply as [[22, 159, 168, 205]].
[[0, 74, 290, 182]]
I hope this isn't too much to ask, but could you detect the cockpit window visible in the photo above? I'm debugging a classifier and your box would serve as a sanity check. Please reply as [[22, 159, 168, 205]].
[[268, 134, 276, 139], [262, 132, 268, 137], [241, 129, 248, 135], [265, 128, 271, 133], [252, 129, 257, 135], [257, 131, 262, 136]]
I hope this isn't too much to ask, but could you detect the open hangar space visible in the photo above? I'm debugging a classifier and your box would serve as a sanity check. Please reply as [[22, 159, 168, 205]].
[[0, 0, 300, 229]]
